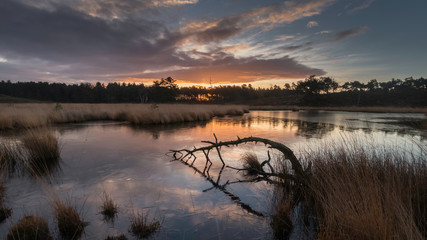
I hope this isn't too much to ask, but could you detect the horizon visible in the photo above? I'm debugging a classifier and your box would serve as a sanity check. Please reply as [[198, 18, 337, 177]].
[[1, 0, 426, 88]]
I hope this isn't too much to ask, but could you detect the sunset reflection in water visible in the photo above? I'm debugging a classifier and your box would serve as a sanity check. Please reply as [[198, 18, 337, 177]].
[[1, 110, 425, 239]]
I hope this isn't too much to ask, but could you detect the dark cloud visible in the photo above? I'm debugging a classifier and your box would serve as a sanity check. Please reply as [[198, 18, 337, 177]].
[[279, 42, 313, 51], [0, 0, 173, 61], [0, 0, 327, 84], [136, 54, 326, 83], [192, 16, 245, 43], [328, 26, 368, 42]]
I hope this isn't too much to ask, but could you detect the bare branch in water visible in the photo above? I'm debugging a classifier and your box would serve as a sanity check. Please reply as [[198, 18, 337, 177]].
[[169, 136, 310, 217]]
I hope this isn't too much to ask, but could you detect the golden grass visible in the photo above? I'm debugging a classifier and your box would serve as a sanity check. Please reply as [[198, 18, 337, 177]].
[[241, 153, 262, 175], [0, 103, 249, 130], [7, 215, 53, 240], [129, 210, 160, 239], [250, 105, 427, 113], [100, 191, 118, 221], [21, 129, 61, 177], [53, 199, 87, 240], [294, 140, 427, 240]]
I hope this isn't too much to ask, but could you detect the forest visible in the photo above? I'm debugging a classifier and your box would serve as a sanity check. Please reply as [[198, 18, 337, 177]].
[[0, 76, 426, 106]]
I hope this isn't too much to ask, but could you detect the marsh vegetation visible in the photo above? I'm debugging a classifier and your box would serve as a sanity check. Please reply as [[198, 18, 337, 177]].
[[0, 103, 248, 130], [172, 135, 426, 239], [129, 211, 161, 239], [53, 199, 88, 240], [100, 191, 118, 221]]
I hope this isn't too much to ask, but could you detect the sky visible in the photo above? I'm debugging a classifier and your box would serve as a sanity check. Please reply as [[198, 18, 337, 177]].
[[0, 0, 426, 87]]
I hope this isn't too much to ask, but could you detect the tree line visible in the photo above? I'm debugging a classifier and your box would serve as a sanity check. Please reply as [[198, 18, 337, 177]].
[[0, 76, 426, 106]]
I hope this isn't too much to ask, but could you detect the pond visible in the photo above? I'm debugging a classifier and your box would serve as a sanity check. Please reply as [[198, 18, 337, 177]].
[[0, 110, 426, 239]]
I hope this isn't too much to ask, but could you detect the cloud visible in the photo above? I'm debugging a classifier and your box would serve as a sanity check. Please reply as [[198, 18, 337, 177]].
[[328, 26, 368, 42], [275, 35, 296, 41], [132, 55, 326, 83], [16, 0, 198, 19], [279, 42, 313, 51], [348, 0, 374, 14], [180, 0, 335, 44], [0, 0, 328, 84], [306, 21, 319, 28], [316, 30, 331, 34]]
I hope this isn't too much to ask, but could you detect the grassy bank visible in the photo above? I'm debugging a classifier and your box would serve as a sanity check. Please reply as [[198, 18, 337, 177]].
[[0, 103, 249, 130], [250, 105, 427, 114], [275, 139, 426, 239]]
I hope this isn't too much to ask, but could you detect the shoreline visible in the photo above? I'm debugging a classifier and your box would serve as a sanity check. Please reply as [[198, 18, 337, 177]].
[[249, 105, 427, 114], [0, 103, 249, 130]]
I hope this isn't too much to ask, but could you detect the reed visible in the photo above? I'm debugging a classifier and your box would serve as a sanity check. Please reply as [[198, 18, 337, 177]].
[[129, 210, 160, 239], [21, 129, 61, 177], [100, 191, 118, 221], [0, 103, 249, 130], [0, 141, 22, 177], [292, 140, 427, 240], [7, 215, 53, 240], [105, 234, 127, 240], [52, 199, 87, 240], [241, 153, 262, 175]]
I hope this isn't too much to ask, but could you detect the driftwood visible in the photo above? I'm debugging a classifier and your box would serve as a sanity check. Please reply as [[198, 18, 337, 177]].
[[169, 135, 311, 216]]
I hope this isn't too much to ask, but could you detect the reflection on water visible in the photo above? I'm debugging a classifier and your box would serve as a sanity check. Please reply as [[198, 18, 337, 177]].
[[0, 110, 425, 239]]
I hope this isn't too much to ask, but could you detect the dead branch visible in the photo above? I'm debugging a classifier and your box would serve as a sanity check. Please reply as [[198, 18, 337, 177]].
[[170, 136, 307, 180], [168, 135, 311, 217]]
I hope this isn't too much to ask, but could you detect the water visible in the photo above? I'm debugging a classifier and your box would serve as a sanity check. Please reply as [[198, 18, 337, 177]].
[[1, 110, 426, 239]]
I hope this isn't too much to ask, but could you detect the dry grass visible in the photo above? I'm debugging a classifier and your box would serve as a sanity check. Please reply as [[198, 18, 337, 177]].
[[129, 210, 161, 239], [290, 140, 427, 240], [0, 141, 22, 177], [0, 103, 249, 130], [105, 234, 128, 240], [100, 191, 118, 221], [7, 215, 53, 240], [52, 199, 87, 240], [241, 153, 262, 175], [250, 105, 427, 113], [21, 129, 61, 177], [270, 200, 293, 240]]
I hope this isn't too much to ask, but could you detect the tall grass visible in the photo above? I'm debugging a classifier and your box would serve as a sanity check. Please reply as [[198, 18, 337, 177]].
[[7, 215, 53, 240], [21, 129, 61, 177], [52, 199, 87, 240], [280, 139, 427, 240], [0, 103, 249, 130], [0, 129, 61, 178], [241, 153, 262, 175], [100, 191, 118, 221], [129, 210, 161, 239], [0, 141, 22, 177]]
